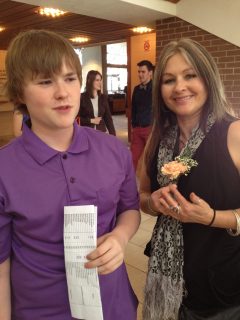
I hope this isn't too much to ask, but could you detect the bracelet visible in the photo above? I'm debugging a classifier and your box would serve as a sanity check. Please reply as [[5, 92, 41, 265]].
[[227, 209, 240, 237], [208, 209, 216, 227], [147, 196, 159, 215]]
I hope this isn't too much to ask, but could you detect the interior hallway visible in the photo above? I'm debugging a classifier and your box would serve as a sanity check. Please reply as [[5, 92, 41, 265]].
[[113, 113, 157, 320]]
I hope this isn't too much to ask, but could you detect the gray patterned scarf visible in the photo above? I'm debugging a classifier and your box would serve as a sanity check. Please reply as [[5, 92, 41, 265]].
[[143, 113, 215, 320]]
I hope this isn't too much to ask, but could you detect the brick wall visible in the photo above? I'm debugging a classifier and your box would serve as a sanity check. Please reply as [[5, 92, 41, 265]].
[[156, 17, 240, 116]]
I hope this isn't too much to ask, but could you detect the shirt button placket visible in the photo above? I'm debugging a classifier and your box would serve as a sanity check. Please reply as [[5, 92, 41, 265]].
[[70, 177, 75, 183]]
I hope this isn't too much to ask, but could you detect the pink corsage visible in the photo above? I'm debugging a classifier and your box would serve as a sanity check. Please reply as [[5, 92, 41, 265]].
[[161, 155, 198, 181]]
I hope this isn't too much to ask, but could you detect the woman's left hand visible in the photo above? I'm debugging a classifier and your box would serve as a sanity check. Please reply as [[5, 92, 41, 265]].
[[159, 184, 214, 225], [84, 232, 125, 275]]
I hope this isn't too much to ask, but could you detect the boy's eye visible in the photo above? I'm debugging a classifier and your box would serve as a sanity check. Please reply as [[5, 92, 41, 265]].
[[38, 80, 52, 85], [66, 76, 77, 82]]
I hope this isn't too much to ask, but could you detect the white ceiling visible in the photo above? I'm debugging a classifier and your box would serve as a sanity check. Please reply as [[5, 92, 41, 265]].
[[14, 0, 176, 28], [14, 0, 240, 47]]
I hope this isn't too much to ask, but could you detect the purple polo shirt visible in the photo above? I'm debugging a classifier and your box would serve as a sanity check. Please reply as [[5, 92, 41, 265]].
[[0, 122, 139, 320]]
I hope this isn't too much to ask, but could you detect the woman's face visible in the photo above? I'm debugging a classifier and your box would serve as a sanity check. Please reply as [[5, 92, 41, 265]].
[[93, 74, 102, 91], [161, 53, 208, 121]]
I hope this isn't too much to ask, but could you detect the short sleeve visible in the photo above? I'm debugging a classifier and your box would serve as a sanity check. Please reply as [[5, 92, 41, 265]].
[[0, 190, 12, 263], [117, 148, 139, 214]]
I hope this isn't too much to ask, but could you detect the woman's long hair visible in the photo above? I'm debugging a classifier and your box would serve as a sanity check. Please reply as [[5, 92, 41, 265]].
[[144, 38, 232, 177], [85, 70, 102, 98]]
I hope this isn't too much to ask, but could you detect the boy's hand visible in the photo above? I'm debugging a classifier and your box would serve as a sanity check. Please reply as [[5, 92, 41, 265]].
[[85, 232, 125, 275]]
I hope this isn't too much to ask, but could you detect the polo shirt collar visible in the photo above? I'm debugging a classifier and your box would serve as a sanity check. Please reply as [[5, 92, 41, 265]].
[[21, 121, 89, 165]]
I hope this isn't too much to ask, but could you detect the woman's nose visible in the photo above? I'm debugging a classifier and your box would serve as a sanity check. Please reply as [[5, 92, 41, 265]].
[[173, 78, 186, 92]]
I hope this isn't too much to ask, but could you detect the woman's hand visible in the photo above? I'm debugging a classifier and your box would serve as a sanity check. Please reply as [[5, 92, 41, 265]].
[[84, 232, 125, 275], [151, 184, 214, 225], [91, 117, 102, 125]]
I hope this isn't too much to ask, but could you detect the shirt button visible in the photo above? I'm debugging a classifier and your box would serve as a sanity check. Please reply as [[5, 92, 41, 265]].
[[70, 177, 75, 183], [62, 154, 67, 159]]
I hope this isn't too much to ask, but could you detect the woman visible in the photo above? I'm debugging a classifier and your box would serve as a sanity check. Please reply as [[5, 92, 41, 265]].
[[139, 38, 240, 320], [0, 30, 140, 320], [79, 70, 116, 135]]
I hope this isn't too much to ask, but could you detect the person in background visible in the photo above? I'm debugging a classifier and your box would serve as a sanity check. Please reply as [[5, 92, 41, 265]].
[[131, 60, 154, 172], [78, 70, 116, 135], [140, 38, 240, 320], [12, 109, 29, 137], [0, 29, 140, 320]]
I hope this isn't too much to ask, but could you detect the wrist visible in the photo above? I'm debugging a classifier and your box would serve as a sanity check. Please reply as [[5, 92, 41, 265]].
[[207, 209, 216, 227], [147, 196, 159, 216], [227, 209, 240, 236], [111, 228, 128, 248]]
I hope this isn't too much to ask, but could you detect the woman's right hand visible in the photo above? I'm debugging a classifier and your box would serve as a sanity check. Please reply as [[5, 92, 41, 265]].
[[91, 117, 102, 125], [152, 184, 214, 225], [150, 185, 173, 214]]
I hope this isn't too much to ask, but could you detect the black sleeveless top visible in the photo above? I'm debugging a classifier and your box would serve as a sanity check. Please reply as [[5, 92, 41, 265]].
[[149, 116, 240, 311]]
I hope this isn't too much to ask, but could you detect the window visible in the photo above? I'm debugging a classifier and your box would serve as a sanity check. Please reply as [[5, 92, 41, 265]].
[[74, 48, 82, 65], [106, 42, 127, 94], [107, 67, 127, 94], [107, 43, 127, 65]]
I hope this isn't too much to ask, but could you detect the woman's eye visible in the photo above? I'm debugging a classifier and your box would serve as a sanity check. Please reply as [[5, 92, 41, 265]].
[[185, 73, 197, 80], [162, 78, 175, 85]]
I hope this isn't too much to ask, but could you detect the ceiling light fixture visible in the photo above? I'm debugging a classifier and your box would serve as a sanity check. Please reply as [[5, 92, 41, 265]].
[[0, 27, 5, 32], [132, 27, 152, 34], [70, 37, 89, 43], [37, 7, 67, 18]]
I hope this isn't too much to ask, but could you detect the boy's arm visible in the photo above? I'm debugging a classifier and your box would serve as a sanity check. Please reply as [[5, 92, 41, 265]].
[[85, 209, 140, 274], [0, 258, 11, 320]]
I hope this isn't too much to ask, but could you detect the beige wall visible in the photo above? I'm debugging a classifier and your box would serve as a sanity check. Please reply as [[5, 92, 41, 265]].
[[130, 32, 156, 94], [0, 50, 7, 94], [0, 50, 14, 138]]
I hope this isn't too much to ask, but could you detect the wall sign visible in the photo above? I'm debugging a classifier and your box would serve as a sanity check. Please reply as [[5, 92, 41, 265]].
[[144, 40, 150, 51]]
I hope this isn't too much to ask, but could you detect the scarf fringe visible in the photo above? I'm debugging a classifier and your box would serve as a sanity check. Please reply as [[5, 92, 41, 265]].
[[143, 272, 184, 320]]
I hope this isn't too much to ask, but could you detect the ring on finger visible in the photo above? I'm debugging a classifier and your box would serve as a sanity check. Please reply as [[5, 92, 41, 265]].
[[169, 204, 181, 215]]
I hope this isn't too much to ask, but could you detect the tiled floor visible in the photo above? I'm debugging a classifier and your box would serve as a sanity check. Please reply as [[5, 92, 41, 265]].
[[113, 114, 156, 319], [112, 112, 129, 146], [126, 212, 157, 320]]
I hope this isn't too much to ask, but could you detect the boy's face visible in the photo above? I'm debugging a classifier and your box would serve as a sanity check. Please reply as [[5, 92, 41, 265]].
[[21, 60, 81, 136]]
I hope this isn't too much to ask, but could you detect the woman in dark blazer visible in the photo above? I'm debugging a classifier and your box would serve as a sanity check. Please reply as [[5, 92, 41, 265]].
[[79, 70, 116, 135]]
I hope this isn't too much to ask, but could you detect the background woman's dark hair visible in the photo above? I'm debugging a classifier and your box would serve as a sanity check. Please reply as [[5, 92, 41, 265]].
[[85, 70, 102, 98]]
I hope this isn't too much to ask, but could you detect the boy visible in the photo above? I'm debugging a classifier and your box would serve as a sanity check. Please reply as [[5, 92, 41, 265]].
[[0, 30, 140, 320]]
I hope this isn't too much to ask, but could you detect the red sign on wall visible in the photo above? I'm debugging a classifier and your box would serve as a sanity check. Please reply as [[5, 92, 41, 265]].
[[144, 40, 150, 51]]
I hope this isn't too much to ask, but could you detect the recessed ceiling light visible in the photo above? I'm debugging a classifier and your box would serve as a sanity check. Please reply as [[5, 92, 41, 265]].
[[132, 27, 152, 34], [37, 7, 67, 18], [0, 26, 5, 32], [70, 37, 89, 43]]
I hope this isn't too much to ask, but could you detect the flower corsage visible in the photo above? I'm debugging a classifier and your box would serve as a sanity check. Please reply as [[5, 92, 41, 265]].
[[161, 155, 198, 181]]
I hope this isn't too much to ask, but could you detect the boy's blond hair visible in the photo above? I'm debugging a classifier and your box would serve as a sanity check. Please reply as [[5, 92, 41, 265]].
[[5, 29, 82, 113]]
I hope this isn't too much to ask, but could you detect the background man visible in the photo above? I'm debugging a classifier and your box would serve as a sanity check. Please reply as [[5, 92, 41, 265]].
[[131, 60, 154, 172]]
